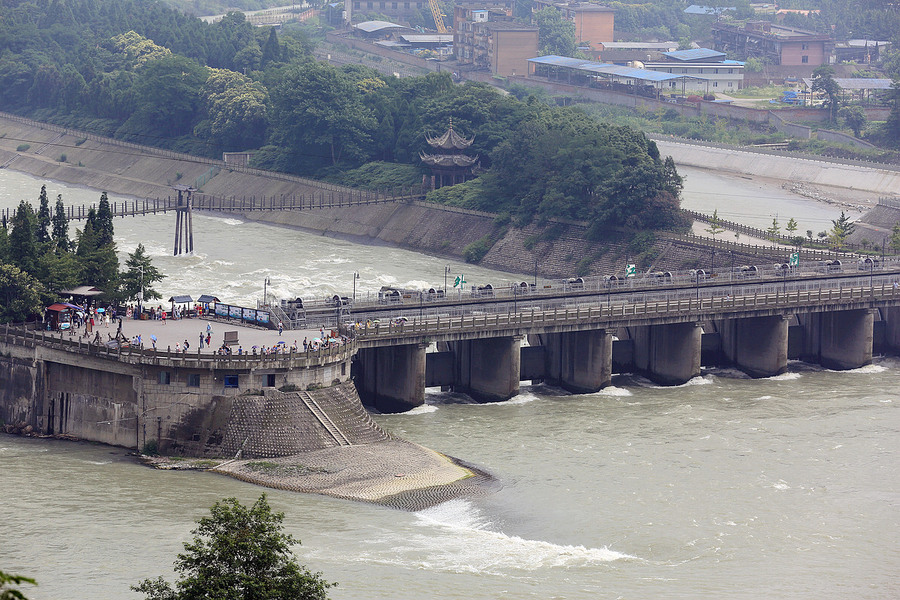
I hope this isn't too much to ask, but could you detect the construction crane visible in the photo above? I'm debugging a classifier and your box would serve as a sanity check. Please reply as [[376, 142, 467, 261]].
[[428, 0, 448, 33]]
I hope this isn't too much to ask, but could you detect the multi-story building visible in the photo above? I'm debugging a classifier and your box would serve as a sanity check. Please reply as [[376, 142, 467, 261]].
[[643, 48, 745, 93], [711, 21, 833, 67], [531, 1, 614, 50], [454, 10, 538, 76]]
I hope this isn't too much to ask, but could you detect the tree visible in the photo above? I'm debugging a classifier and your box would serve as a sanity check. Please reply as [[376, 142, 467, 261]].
[[8, 200, 38, 275], [51, 194, 70, 253], [533, 7, 577, 57], [767, 216, 781, 239], [706, 209, 725, 237], [120, 244, 165, 303], [96, 192, 115, 248], [812, 65, 841, 122], [194, 69, 269, 152], [132, 495, 334, 600], [882, 79, 900, 148], [890, 223, 900, 253], [785, 217, 799, 237], [0, 263, 44, 323], [838, 105, 867, 137], [1, 569, 36, 600], [268, 62, 376, 170], [36, 185, 50, 244], [829, 211, 856, 248]]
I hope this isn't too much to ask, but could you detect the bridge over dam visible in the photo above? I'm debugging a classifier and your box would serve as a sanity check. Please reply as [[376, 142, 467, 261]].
[[344, 270, 900, 411], [3, 270, 900, 458]]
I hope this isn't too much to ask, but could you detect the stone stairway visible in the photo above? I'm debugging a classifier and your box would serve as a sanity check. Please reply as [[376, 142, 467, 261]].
[[297, 391, 352, 446]]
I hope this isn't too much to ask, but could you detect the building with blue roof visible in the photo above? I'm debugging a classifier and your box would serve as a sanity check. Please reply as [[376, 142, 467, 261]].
[[642, 47, 744, 93], [528, 55, 702, 98]]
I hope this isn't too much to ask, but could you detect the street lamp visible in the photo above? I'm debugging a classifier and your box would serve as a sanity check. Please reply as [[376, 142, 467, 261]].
[[444, 265, 450, 295], [353, 272, 360, 302], [263, 277, 270, 307]]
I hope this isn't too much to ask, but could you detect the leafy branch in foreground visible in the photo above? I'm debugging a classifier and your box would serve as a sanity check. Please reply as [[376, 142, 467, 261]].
[[132, 494, 334, 600], [1, 570, 36, 600]]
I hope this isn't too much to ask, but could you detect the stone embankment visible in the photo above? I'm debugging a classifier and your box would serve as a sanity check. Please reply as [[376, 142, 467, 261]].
[[0, 113, 893, 277]]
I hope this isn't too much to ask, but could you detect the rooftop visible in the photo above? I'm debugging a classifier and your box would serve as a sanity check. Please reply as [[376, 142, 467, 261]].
[[662, 48, 727, 62], [529, 55, 687, 82], [354, 20, 405, 33], [802, 78, 894, 91]]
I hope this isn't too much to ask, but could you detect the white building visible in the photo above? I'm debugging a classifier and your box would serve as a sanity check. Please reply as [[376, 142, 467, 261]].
[[643, 48, 745, 93]]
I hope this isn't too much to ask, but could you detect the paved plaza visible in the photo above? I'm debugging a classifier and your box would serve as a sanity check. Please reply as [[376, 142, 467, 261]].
[[77, 313, 322, 353]]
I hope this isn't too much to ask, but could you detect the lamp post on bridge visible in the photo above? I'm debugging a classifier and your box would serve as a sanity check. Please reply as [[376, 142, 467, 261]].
[[263, 277, 270, 308], [444, 265, 450, 296], [353, 272, 360, 302]]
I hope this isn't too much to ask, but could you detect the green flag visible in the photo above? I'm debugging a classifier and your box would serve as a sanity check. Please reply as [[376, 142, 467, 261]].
[[789, 252, 799, 267], [625, 264, 636, 277]]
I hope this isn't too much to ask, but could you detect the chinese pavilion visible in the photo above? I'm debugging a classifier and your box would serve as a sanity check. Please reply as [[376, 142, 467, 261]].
[[419, 120, 478, 189]]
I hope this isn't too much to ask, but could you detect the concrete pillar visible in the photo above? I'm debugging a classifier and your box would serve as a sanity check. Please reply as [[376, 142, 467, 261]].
[[799, 309, 874, 370], [632, 322, 701, 385], [717, 315, 788, 378], [354, 343, 425, 413], [881, 306, 900, 353], [451, 336, 522, 402], [543, 329, 612, 393]]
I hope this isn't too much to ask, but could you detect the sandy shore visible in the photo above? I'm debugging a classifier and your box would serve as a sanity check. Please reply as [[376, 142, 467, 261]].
[[146, 440, 493, 511]]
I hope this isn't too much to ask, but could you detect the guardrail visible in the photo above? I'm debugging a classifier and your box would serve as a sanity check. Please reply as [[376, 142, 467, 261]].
[[0, 323, 356, 367], [351, 282, 900, 341]]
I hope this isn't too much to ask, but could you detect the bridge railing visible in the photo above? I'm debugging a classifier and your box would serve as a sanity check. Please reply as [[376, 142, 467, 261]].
[[350, 282, 900, 340], [0, 323, 356, 368]]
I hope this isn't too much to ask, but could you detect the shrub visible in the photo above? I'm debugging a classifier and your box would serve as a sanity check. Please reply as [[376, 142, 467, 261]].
[[58, 154, 67, 162], [462, 235, 494, 263], [16, 143, 30, 152]]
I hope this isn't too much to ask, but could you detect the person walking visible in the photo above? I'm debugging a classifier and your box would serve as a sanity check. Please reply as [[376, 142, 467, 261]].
[[199, 332, 204, 349], [278, 321, 284, 336]]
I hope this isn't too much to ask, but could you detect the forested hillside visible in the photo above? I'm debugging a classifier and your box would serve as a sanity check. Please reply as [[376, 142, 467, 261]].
[[0, 0, 687, 234]]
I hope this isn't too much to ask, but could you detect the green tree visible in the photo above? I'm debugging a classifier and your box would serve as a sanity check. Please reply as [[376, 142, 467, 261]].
[[890, 223, 900, 253], [812, 65, 841, 121], [132, 495, 333, 600], [36, 185, 51, 244], [8, 200, 38, 275], [828, 211, 856, 248], [785, 217, 799, 237], [882, 79, 900, 148], [1, 569, 36, 600], [194, 69, 269, 152], [706, 209, 725, 237], [767, 216, 781, 239], [838, 105, 867, 137], [0, 262, 44, 323], [120, 244, 165, 304], [268, 62, 376, 170], [260, 27, 281, 67], [51, 194, 70, 253], [533, 7, 577, 57], [96, 192, 115, 248], [74, 214, 119, 293]]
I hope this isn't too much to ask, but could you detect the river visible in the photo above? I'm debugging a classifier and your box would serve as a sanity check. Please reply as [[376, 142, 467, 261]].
[[1, 168, 897, 600]]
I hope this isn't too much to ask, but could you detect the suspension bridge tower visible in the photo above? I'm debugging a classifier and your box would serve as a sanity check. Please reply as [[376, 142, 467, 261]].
[[173, 184, 196, 256]]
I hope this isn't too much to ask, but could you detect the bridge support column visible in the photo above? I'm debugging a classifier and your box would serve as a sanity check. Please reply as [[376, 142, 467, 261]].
[[452, 336, 522, 402], [632, 322, 701, 385], [717, 315, 788, 378], [354, 343, 425, 413], [799, 309, 874, 370], [881, 307, 900, 353], [543, 329, 612, 393]]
